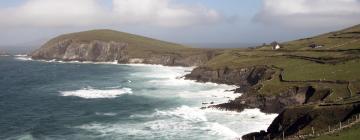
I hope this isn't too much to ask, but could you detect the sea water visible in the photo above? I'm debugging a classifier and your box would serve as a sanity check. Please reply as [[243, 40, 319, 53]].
[[0, 56, 277, 140]]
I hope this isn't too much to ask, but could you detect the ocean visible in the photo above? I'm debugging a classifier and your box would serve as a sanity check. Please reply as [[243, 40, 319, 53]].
[[0, 56, 277, 140]]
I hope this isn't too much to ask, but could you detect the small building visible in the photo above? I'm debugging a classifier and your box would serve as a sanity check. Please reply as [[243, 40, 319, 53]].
[[270, 41, 282, 50], [309, 43, 324, 49]]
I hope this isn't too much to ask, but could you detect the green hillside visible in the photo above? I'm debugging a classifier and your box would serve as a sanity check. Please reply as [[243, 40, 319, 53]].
[[45, 29, 185, 49], [312, 123, 360, 140], [258, 24, 360, 50], [203, 24, 360, 100], [39, 29, 216, 58], [207, 25, 360, 140]]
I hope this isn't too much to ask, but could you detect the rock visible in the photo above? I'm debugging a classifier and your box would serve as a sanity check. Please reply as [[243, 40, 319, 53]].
[[242, 130, 269, 140], [31, 39, 129, 62], [185, 66, 274, 90], [31, 39, 216, 67], [243, 103, 360, 139], [213, 86, 326, 114], [30, 30, 220, 67]]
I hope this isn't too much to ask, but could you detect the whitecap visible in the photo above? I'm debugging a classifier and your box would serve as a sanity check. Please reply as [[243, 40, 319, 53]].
[[60, 87, 132, 99], [132, 106, 208, 122], [205, 123, 240, 138], [14, 54, 28, 57], [95, 112, 117, 116], [5, 133, 35, 140], [14, 56, 32, 61]]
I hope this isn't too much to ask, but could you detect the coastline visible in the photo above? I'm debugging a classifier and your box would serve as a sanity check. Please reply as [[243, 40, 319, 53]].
[[13, 55, 278, 139]]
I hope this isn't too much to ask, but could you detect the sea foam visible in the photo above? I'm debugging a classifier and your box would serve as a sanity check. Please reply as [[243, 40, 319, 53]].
[[14, 56, 32, 61], [60, 87, 132, 99], [79, 105, 242, 139]]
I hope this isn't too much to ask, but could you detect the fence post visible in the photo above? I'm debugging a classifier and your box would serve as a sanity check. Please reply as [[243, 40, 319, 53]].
[[253, 136, 255, 140], [312, 127, 315, 136], [328, 125, 331, 132], [340, 121, 342, 129], [282, 131, 285, 140]]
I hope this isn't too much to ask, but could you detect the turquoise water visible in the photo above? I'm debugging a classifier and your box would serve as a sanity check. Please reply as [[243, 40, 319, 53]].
[[0, 56, 277, 140]]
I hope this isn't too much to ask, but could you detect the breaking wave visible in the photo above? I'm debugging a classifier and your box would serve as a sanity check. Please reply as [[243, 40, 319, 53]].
[[60, 87, 132, 99]]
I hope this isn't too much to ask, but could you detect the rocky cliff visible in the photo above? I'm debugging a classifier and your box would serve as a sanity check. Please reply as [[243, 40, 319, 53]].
[[242, 103, 360, 140], [31, 30, 219, 67], [31, 29, 355, 140], [184, 66, 318, 114], [185, 66, 274, 91]]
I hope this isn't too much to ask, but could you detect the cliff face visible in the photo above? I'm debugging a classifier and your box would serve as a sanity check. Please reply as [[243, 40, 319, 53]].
[[185, 66, 274, 90], [242, 103, 360, 140], [214, 86, 313, 114], [185, 66, 312, 113], [31, 39, 128, 62], [31, 39, 214, 66]]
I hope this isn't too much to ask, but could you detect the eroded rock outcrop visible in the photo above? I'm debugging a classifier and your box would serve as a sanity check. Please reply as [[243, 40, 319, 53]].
[[185, 66, 315, 113], [31, 39, 215, 66], [185, 66, 274, 91], [242, 103, 360, 140], [214, 86, 312, 114]]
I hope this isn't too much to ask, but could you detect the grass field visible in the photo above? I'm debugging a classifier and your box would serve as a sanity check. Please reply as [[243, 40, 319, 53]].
[[311, 123, 360, 140], [203, 28, 360, 100], [255, 25, 360, 51]]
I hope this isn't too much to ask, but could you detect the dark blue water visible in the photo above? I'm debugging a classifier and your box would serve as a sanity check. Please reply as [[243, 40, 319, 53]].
[[0, 56, 276, 140]]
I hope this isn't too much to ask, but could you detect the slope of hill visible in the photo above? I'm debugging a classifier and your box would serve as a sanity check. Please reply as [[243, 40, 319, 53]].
[[257, 24, 360, 50], [184, 24, 360, 139], [30, 25, 360, 140], [31, 29, 221, 66]]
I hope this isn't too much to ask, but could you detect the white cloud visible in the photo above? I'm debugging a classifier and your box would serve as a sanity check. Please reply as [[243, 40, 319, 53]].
[[0, 0, 221, 28], [255, 0, 360, 28], [112, 0, 220, 27], [0, 0, 105, 27]]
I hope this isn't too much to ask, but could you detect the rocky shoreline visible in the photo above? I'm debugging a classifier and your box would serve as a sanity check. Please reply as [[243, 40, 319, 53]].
[[30, 29, 360, 139], [31, 39, 218, 67], [29, 39, 301, 139]]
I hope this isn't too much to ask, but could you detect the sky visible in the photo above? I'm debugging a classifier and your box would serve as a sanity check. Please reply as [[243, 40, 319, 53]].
[[1, 0, 360, 49]]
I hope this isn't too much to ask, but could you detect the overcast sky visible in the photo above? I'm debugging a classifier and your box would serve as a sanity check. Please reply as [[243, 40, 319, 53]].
[[1, 0, 360, 48]]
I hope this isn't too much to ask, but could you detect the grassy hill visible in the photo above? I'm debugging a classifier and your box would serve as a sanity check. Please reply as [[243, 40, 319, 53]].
[[198, 25, 360, 140], [202, 25, 360, 100], [258, 24, 360, 50], [42, 29, 210, 58], [311, 123, 360, 140], [33, 29, 224, 65], [45, 29, 185, 49]]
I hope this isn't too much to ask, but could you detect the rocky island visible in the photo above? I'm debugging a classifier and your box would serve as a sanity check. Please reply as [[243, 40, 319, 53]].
[[31, 24, 360, 140], [0, 50, 9, 56]]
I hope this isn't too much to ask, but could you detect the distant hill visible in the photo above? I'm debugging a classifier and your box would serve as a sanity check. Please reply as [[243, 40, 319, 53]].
[[43, 29, 186, 49], [31, 29, 221, 66], [0, 49, 9, 56]]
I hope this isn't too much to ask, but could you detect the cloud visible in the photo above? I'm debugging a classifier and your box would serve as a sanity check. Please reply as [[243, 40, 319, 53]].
[[0, 0, 105, 27], [255, 0, 360, 28], [0, 0, 221, 28], [112, 0, 220, 27]]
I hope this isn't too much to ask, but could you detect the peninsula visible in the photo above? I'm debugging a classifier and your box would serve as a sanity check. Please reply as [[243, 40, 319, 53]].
[[31, 24, 360, 140]]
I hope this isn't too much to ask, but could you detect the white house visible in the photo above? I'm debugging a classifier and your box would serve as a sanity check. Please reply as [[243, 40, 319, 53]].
[[271, 42, 281, 50], [274, 44, 281, 50]]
